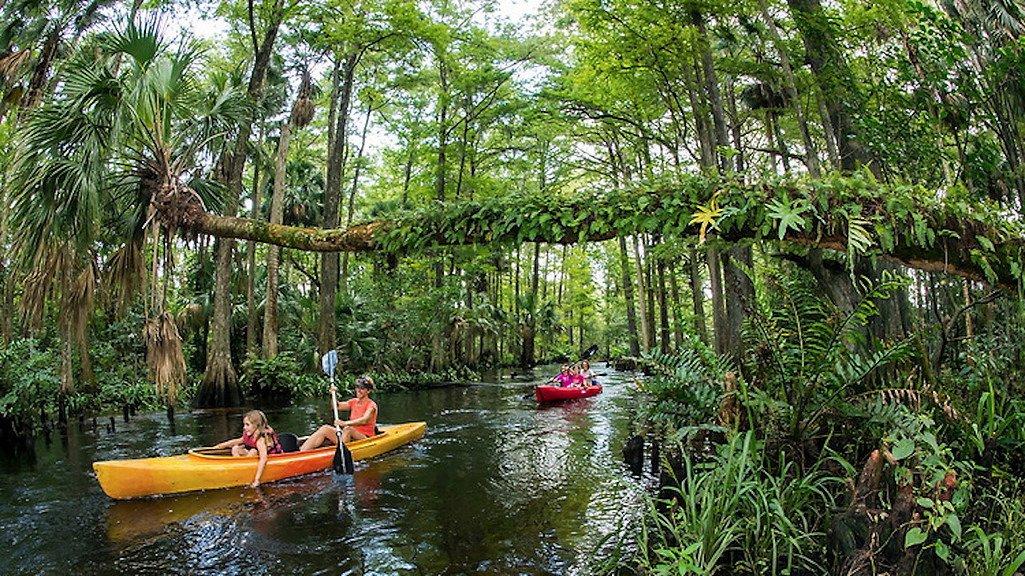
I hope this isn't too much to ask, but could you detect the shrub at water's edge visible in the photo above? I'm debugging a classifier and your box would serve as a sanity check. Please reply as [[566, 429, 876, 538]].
[[631, 276, 1025, 575]]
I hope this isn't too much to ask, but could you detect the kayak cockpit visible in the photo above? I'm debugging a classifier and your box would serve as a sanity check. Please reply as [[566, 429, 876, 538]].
[[187, 434, 313, 459]]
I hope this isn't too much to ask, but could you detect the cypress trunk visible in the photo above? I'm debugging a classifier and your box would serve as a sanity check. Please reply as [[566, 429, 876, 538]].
[[721, 247, 754, 364], [644, 240, 657, 349], [319, 53, 359, 358], [688, 248, 708, 345], [759, 0, 821, 176], [244, 131, 263, 359], [633, 236, 651, 352], [669, 263, 685, 350], [262, 120, 292, 359], [198, 0, 283, 407], [619, 236, 641, 356], [706, 247, 727, 355], [656, 257, 670, 354], [340, 100, 374, 295], [786, 0, 871, 172]]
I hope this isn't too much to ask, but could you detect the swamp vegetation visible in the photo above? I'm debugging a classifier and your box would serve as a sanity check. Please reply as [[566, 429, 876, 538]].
[[1, 0, 1025, 573]]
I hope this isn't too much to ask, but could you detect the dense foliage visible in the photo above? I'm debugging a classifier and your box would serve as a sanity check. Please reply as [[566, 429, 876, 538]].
[[632, 270, 1025, 574]]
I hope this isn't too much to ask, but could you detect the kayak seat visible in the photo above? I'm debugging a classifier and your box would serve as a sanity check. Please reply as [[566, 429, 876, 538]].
[[375, 426, 382, 436], [278, 433, 300, 453]]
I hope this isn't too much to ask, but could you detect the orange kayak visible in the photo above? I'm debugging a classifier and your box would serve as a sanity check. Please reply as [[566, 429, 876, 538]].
[[93, 421, 427, 499]]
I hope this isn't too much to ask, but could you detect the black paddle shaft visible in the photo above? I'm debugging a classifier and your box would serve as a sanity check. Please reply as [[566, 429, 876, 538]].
[[332, 431, 355, 475]]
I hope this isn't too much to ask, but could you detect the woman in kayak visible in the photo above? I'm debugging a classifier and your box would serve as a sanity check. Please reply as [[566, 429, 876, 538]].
[[299, 375, 379, 451], [213, 409, 283, 487], [548, 364, 574, 387]]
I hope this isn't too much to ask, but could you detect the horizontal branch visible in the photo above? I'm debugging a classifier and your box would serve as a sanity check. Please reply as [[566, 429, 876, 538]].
[[176, 173, 1025, 291]]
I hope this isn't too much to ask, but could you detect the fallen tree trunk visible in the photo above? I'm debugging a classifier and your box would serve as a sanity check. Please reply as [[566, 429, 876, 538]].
[[168, 173, 1025, 291]]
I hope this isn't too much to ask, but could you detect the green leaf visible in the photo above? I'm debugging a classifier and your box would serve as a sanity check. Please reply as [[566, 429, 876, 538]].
[[847, 216, 874, 254], [875, 224, 894, 252], [765, 196, 809, 240], [934, 539, 950, 562], [945, 513, 961, 540], [916, 497, 934, 508], [905, 527, 928, 548], [892, 438, 915, 460], [1003, 550, 1025, 576]]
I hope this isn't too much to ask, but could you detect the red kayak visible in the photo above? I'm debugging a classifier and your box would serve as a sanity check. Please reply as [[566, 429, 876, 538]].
[[535, 384, 603, 403]]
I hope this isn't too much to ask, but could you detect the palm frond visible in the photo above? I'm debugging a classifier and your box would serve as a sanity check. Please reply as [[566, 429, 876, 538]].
[[144, 311, 186, 406], [104, 235, 146, 316], [0, 48, 31, 81], [849, 384, 961, 421], [99, 16, 164, 66]]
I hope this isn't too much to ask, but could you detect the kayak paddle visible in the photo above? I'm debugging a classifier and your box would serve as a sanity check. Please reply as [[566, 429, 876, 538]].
[[321, 350, 355, 475]]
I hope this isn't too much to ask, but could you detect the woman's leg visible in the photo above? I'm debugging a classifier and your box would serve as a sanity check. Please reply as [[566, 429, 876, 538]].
[[299, 425, 339, 451], [340, 427, 369, 443]]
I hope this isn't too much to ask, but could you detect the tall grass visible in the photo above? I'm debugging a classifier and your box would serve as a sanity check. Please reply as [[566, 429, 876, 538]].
[[639, 431, 842, 575]]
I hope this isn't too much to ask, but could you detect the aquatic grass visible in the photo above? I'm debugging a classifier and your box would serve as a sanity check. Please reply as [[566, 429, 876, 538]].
[[958, 480, 1025, 575], [640, 431, 842, 575]]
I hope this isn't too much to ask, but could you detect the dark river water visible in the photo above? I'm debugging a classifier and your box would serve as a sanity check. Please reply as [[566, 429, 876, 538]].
[[0, 364, 649, 575]]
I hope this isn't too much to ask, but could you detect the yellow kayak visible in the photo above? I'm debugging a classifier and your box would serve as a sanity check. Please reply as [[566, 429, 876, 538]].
[[93, 421, 427, 500]]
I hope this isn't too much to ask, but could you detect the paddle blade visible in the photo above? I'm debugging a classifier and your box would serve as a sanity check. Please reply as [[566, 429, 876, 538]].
[[332, 443, 344, 473], [332, 433, 355, 475], [582, 344, 598, 359], [342, 443, 355, 474], [321, 350, 339, 377]]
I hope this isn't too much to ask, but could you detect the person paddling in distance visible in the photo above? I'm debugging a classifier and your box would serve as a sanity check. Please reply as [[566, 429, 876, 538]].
[[300, 375, 379, 451], [212, 410, 283, 487]]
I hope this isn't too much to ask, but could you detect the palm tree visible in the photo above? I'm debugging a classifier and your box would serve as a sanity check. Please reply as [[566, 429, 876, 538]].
[[9, 18, 243, 411], [263, 69, 315, 359]]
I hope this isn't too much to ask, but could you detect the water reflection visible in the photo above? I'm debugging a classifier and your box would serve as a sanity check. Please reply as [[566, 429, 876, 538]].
[[1, 363, 644, 575]]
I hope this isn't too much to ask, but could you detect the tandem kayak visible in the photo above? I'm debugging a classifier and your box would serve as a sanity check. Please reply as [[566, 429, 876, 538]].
[[93, 421, 427, 499], [535, 384, 603, 403]]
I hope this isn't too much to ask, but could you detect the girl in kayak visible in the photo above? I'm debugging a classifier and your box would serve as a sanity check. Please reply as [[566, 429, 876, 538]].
[[549, 364, 574, 387], [213, 410, 283, 487], [569, 365, 586, 387], [300, 375, 379, 451], [579, 360, 596, 387]]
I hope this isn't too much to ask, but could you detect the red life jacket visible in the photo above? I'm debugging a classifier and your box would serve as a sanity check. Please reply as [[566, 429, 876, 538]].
[[242, 427, 283, 454]]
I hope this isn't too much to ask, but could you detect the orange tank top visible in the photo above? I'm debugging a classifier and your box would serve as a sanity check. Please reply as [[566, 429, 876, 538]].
[[346, 397, 378, 437]]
